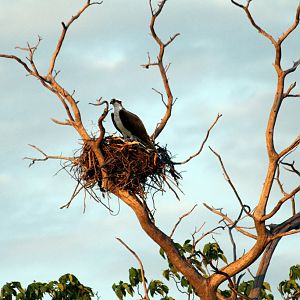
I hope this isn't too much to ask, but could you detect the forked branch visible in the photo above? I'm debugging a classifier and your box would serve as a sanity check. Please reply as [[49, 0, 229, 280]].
[[24, 144, 76, 167], [170, 205, 197, 238], [47, 0, 103, 77], [146, 0, 180, 141], [175, 113, 222, 165], [203, 203, 256, 240], [262, 185, 300, 221]]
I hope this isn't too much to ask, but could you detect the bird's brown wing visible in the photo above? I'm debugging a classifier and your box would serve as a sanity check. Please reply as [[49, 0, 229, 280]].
[[119, 109, 154, 148]]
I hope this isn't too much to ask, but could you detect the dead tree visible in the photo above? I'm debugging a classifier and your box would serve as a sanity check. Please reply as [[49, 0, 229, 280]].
[[0, 1, 299, 299]]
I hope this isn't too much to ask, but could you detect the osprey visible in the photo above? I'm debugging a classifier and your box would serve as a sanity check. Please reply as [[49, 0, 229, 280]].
[[110, 99, 155, 149]]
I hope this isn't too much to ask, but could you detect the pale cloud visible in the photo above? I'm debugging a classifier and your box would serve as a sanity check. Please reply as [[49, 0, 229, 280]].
[[90, 50, 126, 70], [0, 174, 12, 185]]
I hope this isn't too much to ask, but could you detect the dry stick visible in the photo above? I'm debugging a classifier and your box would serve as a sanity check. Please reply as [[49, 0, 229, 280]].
[[192, 225, 224, 251], [275, 164, 296, 216], [174, 113, 222, 165], [24, 144, 76, 167], [60, 181, 83, 209], [116, 238, 150, 300], [0, 2, 98, 143], [203, 203, 257, 240], [270, 227, 300, 240], [146, 0, 180, 141], [283, 81, 297, 98], [281, 161, 300, 177], [278, 136, 300, 158], [262, 185, 300, 221], [278, 4, 300, 45], [169, 204, 197, 238], [209, 147, 251, 217], [61, 164, 113, 212], [227, 223, 237, 264], [0, 54, 32, 73], [47, 0, 103, 77], [275, 165, 287, 197]]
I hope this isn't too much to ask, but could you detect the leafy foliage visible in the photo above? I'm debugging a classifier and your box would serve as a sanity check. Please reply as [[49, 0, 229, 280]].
[[278, 265, 300, 299], [0, 274, 94, 300], [113, 240, 300, 300], [114, 240, 231, 299], [112, 267, 173, 300], [236, 280, 273, 300], [202, 242, 228, 266]]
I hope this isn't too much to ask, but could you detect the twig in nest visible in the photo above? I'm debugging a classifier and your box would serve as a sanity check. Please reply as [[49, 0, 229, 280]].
[[63, 136, 182, 208]]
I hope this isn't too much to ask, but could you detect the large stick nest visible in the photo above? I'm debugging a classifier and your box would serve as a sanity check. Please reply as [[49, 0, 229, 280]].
[[72, 136, 181, 200]]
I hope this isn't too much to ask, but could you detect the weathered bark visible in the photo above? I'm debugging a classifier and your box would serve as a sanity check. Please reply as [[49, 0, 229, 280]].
[[250, 212, 300, 299]]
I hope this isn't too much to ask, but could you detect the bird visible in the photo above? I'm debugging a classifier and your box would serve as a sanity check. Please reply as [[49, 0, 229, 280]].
[[110, 98, 155, 149]]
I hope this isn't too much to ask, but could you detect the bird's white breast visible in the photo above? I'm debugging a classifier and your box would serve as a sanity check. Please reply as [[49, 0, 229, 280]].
[[113, 106, 133, 138]]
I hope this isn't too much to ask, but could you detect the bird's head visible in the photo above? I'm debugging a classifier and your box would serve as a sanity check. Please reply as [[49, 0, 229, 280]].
[[110, 98, 123, 109]]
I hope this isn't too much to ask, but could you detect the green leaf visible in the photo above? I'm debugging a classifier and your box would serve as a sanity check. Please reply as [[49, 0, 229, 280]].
[[162, 269, 170, 281], [159, 248, 166, 259], [129, 268, 139, 286], [182, 240, 193, 253], [218, 289, 231, 298], [219, 253, 228, 264], [180, 277, 189, 288], [262, 281, 272, 292], [122, 283, 134, 296], [290, 265, 300, 281], [148, 280, 157, 297], [161, 284, 169, 294]]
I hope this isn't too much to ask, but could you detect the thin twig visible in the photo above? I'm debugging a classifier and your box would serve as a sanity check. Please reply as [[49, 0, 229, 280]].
[[116, 238, 150, 300], [24, 144, 76, 167], [203, 203, 256, 239], [170, 205, 197, 238], [262, 185, 300, 221], [209, 147, 251, 217], [47, 0, 103, 77], [174, 114, 222, 165]]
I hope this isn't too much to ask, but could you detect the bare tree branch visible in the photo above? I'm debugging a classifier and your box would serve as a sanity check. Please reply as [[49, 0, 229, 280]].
[[0, 54, 32, 73], [209, 147, 251, 216], [170, 205, 197, 238], [192, 225, 225, 252], [24, 144, 76, 167], [278, 4, 300, 45], [278, 135, 300, 158], [147, 0, 180, 141], [231, 0, 276, 46], [116, 238, 150, 300], [174, 113, 222, 165], [281, 160, 300, 177], [283, 81, 297, 98], [262, 185, 300, 221], [47, 1, 103, 77], [284, 58, 300, 76], [203, 203, 256, 240]]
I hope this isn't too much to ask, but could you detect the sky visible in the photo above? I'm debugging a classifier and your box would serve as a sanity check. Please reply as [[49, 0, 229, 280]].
[[0, 0, 299, 299]]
